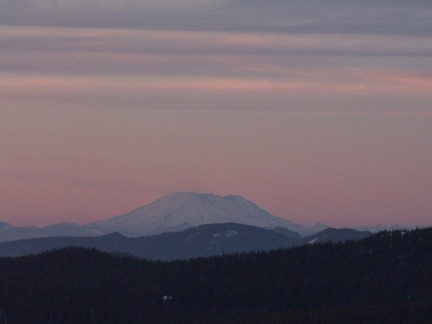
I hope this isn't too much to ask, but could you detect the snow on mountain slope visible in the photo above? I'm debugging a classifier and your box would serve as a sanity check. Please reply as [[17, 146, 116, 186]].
[[87, 192, 308, 236]]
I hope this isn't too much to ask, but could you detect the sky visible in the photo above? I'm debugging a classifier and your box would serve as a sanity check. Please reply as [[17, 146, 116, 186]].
[[1, 0, 432, 228]]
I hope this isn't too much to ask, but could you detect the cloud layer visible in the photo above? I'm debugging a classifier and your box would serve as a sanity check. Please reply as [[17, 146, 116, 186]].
[[2, 0, 432, 35], [1, 1, 432, 227]]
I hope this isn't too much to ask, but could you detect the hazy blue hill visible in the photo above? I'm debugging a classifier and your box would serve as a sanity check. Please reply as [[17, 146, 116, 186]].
[[300, 227, 372, 245], [132, 223, 301, 260], [0, 222, 10, 229], [0, 223, 301, 260], [0, 224, 373, 260], [0, 222, 99, 243]]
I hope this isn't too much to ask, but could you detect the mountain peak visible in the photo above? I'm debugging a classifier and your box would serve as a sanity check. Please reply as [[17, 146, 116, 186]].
[[87, 192, 306, 237]]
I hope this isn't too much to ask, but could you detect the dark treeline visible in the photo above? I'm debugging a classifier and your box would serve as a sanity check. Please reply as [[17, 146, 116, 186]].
[[1, 228, 432, 323]]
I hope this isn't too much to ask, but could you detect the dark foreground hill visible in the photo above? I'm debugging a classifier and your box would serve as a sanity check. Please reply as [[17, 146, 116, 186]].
[[0, 227, 431, 323]]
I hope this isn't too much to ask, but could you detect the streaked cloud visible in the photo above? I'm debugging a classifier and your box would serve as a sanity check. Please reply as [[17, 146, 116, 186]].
[[1, 1, 432, 227], [1, 0, 431, 35], [1, 25, 431, 113]]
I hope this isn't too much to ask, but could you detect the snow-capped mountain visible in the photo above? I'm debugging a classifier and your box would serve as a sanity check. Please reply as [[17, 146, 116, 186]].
[[0, 192, 326, 242], [86, 192, 309, 236]]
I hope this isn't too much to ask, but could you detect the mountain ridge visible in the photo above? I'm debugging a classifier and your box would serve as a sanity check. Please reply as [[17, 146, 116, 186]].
[[0, 223, 371, 260], [1, 192, 416, 243]]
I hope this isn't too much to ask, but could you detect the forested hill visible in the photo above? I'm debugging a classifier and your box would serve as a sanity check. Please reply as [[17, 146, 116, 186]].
[[0, 227, 431, 323]]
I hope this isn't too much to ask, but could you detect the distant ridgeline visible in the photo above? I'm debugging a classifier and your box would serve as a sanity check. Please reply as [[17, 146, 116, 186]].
[[0, 223, 373, 260], [0, 227, 431, 322]]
